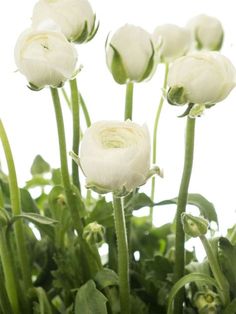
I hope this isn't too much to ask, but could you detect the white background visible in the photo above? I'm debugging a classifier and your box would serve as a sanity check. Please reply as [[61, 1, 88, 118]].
[[1, 0, 236, 242]]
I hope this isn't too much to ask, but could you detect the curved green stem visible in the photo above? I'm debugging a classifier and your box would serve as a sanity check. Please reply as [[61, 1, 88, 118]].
[[80, 94, 91, 127], [199, 235, 230, 305], [174, 116, 196, 314], [50, 88, 83, 235], [124, 81, 134, 120], [0, 227, 19, 314], [70, 78, 81, 190], [112, 195, 130, 314], [150, 63, 169, 222], [0, 120, 32, 292]]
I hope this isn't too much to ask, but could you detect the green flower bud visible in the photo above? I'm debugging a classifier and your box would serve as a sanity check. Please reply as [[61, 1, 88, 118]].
[[83, 222, 105, 245], [194, 287, 222, 314], [181, 213, 209, 238]]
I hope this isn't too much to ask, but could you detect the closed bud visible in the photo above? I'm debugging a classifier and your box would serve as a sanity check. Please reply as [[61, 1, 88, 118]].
[[194, 288, 222, 313], [106, 24, 155, 84], [83, 222, 105, 245], [152, 24, 191, 63], [14, 22, 77, 90], [181, 213, 208, 238], [187, 14, 224, 51], [32, 0, 98, 43]]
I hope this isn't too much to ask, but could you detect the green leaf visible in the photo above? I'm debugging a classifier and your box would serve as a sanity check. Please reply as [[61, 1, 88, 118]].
[[87, 197, 114, 228], [11, 213, 57, 225], [20, 188, 40, 213], [25, 177, 51, 189], [125, 193, 154, 212], [167, 273, 221, 314], [94, 269, 118, 290], [34, 287, 53, 314], [109, 44, 127, 84], [218, 237, 236, 297], [31, 155, 50, 176], [223, 298, 236, 314], [158, 193, 218, 225], [75, 280, 108, 314]]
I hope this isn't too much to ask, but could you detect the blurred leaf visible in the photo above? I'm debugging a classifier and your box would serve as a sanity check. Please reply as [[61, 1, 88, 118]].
[[20, 188, 40, 213], [158, 193, 218, 225], [11, 213, 58, 226], [25, 177, 51, 189], [33, 287, 53, 314], [51, 168, 62, 185], [94, 269, 118, 290], [125, 193, 153, 212], [218, 237, 236, 297], [75, 280, 107, 314], [145, 255, 173, 281], [130, 295, 149, 314], [87, 198, 114, 228], [31, 155, 50, 176], [223, 298, 236, 314]]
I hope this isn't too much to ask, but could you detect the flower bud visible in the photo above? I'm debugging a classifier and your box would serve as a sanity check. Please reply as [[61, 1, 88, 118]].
[[194, 288, 222, 313], [167, 51, 236, 106], [181, 213, 208, 238], [14, 23, 77, 90], [83, 222, 105, 245], [79, 120, 151, 195], [187, 14, 224, 51], [32, 0, 97, 43], [106, 24, 155, 84], [152, 24, 191, 63]]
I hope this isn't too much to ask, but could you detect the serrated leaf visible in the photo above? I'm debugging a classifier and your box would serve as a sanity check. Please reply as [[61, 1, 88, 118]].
[[94, 269, 118, 290], [157, 193, 218, 225], [75, 280, 107, 314], [109, 44, 127, 84], [31, 155, 50, 176], [87, 197, 114, 227], [218, 237, 236, 297]]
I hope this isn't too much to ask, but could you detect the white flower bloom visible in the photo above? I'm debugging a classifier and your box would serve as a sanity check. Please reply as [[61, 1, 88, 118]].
[[14, 23, 77, 89], [187, 14, 224, 51], [32, 0, 96, 43], [106, 24, 155, 84], [79, 120, 151, 194], [152, 24, 191, 63], [167, 51, 236, 106]]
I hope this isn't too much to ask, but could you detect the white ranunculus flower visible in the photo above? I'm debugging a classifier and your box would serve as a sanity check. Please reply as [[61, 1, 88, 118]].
[[14, 23, 77, 89], [79, 120, 151, 194], [187, 15, 224, 51], [32, 0, 96, 43], [106, 24, 155, 84], [152, 24, 191, 63], [167, 51, 236, 106]]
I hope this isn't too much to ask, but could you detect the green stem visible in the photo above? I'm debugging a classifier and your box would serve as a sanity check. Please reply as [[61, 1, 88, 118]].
[[61, 87, 71, 109], [0, 227, 19, 314], [70, 78, 81, 190], [0, 120, 32, 291], [229, 225, 236, 245], [199, 235, 230, 305], [80, 93, 91, 127], [112, 195, 130, 314], [50, 88, 83, 235], [150, 63, 169, 222], [173, 116, 196, 314], [124, 81, 134, 120]]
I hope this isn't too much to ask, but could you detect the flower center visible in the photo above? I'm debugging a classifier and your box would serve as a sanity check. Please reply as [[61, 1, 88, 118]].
[[100, 127, 140, 149]]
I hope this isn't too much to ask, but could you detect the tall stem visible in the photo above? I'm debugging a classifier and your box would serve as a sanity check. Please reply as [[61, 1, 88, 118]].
[[124, 81, 134, 120], [150, 63, 169, 222], [112, 195, 130, 314], [0, 120, 32, 291], [0, 227, 19, 314], [70, 78, 81, 190], [199, 235, 230, 305], [80, 93, 91, 127], [50, 88, 83, 235], [173, 116, 196, 313]]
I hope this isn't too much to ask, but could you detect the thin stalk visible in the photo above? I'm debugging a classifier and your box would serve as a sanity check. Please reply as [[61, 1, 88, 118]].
[[80, 93, 91, 127], [61, 87, 71, 109], [0, 120, 32, 291], [199, 235, 230, 305], [112, 195, 130, 314], [70, 78, 81, 190], [124, 81, 134, 120], [150, 63, 169, 222], [50, 88, 83, 235], [0, 227, 19, 314], [173, 116, 196, 314]]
